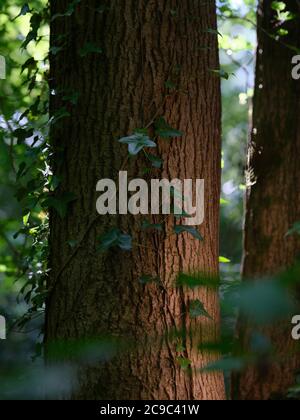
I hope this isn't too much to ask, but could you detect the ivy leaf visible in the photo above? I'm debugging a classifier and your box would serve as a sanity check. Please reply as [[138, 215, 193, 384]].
[[62, 91, 80, 105], [52, 0, 81, 20], [68, 240, 78, 248], [155, 117, 183, 138], [271, 1, 286, 12], [118, 133, 156, 156], [142, 220, 163, 231], [118, 233, 133, 251], [79, 43, 103, 57], [14, 3, 31, 20], [13, 128, 34, 144], [43, 198, 67, 219], [23, 213, 30, 226], [218, 4, 232, 14], [189, 299, 212, 320], [286, 222, 300, 236], [98, 228, 132, 252], [174, 226, 203, 241], [17, 162, 27, 179], [271, 2, 295, 22], [50, 107, 71, 125], [50, 46, 64, 56], [219, 256, 231, 263], [210, 68, 231, 80], [174, 209, 192, 219], [170, 186, 184, 201], [98, 229, 120, 251], [176, 343, 186, 353], [95, 5, 107, 13], [201, 357, 245, 373], [146, 154, 163, 168], [205, 28, 223, 37], [176, 356, 192, 370], [277, 28, 289, 37], [165, 80, 176, 89], [177, 273, 220, 289], [21, 196, 39, 213], [42, 192, 77, 219], [139, 275, 159, 285], [21, 58, 37, 77], [22, 13, 43, 49]]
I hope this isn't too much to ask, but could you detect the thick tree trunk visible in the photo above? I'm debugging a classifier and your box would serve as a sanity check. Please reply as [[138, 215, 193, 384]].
[[46, 0, 225, 400], [236, 0, 300, 400]]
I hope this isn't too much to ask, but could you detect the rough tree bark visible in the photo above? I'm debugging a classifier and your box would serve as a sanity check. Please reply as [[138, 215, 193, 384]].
[[235, 0, 300, 400], [46, 0, 225, 400]]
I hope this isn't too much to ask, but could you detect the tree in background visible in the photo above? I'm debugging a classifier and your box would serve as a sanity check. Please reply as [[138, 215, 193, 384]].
[[0, 1, 49, 396], [46, 0, 225, 399], [235, 0, 300, 400]]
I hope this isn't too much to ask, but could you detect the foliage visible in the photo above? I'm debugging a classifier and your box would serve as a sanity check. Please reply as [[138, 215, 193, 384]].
[[0, 0, 49, 380], [98, 228, 132, 252]]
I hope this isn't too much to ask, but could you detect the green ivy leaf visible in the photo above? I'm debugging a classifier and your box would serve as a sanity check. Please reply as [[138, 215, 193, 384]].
[[43, 198, 67, 218], [13, 128, 34, 144], [146, 154, 163, 168], [52, 0, 81, 20], [67, 240, 78, 248], [62, 92, 80, 105], [142, 220, 163, 231], [98, 228, 132, 252], [176, 343, 186, 353], [50, 46, 64, 56], [174, 226, 203, 241], [271, 1, 286, 12], [189, 299, 212, 320], [21, 57, 37, 74], [43, 193, 77, 219], [119, 133, 156, 155], [210, 68, 232, 80], [176, 356, 192, 370], [139, 275, 159, 285], [21, 196, 39, 213], [277, 28, 289, 37], [177, 273, 220, 289], [174, 209, 192, 219], [22, 13, 43, 49], [205, 28, 223, 37], [286, 222, 300, 236], [219, 256, 231, 263], [14, 3, 31, 20], [79, 43, 103, 57], [51, 107, 71, 125], [17, 162, 27, 179], [23, 213, 30, 226], [0, 264, 8, 273], [201, 357, 245, 373], [155, 117, 183, 138], [165, 80, 176, 89]]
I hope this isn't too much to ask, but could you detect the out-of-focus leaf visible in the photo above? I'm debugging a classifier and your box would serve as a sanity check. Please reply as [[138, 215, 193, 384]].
[[174, 226, 203, 241], [98, 228, 132, 252], [189, 299, 213, 320], [155, 117, 183, 138], [201, 357, 245, 373]]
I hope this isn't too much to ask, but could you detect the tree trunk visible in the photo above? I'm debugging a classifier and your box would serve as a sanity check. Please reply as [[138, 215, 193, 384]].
[[235, 0, 300, 400], [46, 0, 225, 400]]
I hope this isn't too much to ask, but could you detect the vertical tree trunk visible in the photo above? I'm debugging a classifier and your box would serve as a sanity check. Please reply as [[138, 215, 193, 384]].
[[236, 0, 300, 400], [46, 0, 225, 400]]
